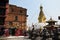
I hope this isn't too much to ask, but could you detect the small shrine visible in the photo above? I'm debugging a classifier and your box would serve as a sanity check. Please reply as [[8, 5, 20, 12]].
[[44, 17, 59, 30], [40, 18, 60, 40]]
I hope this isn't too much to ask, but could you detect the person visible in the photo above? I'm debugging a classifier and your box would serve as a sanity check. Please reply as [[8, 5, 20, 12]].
[[15, 28, 23, 36], [23, 29, 27, 36], [0, 27, 5, 36], [3, 28, 9, 36], [9, 27, 16, 36]]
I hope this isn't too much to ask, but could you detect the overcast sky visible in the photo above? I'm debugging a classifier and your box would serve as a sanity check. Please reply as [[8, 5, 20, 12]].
[[9, 0, 60, 26]]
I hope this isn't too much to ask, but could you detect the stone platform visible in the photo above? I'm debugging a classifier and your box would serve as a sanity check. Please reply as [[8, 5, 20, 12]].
[[0, 36, 31, 40]]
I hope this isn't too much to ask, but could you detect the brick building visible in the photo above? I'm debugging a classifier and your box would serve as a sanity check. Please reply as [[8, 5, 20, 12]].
[[5, 4, 28, 30], [0, 0, 9, 27]]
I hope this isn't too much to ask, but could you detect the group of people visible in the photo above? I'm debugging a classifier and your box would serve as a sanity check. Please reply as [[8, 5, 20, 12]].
[[28, 25, 60, 40], [0, 27, 27, 37]]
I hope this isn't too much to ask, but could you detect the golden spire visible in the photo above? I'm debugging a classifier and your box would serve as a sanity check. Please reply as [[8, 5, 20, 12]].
[[40, 5, 43, 11], [38, 5, 46, 23]]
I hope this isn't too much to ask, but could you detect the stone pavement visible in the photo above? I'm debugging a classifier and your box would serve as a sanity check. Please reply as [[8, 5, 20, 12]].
[[0, 36, 31, 40]]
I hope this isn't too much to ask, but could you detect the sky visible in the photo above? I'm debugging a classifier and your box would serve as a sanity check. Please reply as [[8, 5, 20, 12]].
[[9, 0, 60, 26]]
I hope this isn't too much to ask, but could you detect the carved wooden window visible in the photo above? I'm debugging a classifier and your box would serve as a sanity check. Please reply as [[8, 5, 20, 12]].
[[20, 10, 23, 13], [0, 1, 6, 6], [15, 16, 18, 21], [11, 8, 14, 12], [20, 10, 23, 15], [0, 8, 5, 15], [0, 17, 4, 25], [9, 22, 12, 25]]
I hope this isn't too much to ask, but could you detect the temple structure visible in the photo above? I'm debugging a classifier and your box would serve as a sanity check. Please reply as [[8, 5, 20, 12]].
[[38, 6, 46, 23], [5, 5, 28, 30], [37, 6, 46, 30], [40, 18, 60, 40], [44, 18, 59, 29], [0, 0, 28, 30]]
